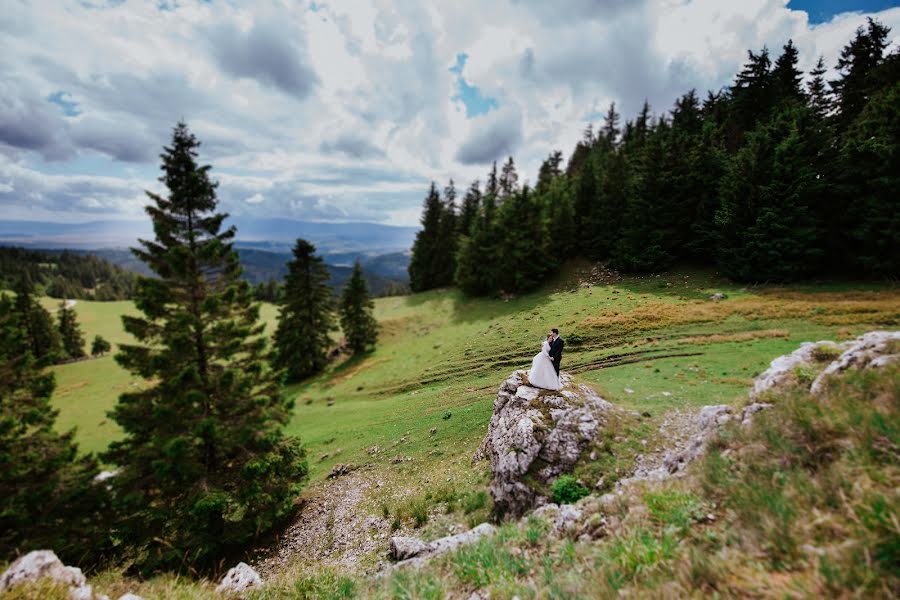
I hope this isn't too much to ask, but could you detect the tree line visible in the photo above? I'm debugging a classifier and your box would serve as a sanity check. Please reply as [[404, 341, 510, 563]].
[[0, 247, 138, 301], [410, 19, 899, 295], [1, 123, 377, 573]]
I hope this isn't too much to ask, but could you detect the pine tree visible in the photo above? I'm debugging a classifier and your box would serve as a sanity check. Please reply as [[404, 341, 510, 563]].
[[496, 186, 548, 293], [455, 171, 499, 296], [105, 122, 307, 572], [408, 182, 443, 292], [772, 39, 804, 105], [715, 107, 824, 281], [839, 81, 900, 276], [458, 180, 482, 236], [339, 261, 378, 354], [432, 180, 459, 287], [0, 294, 107, 564], [57, 302, 86, 359], [541, 176, 576, 261], [807, 56, 832, 118], [601, 102, 621, 145], [91, 335, 111, 357], [13, 276, 62, 367], [273, 239, 334, 382], [536, 151, 563, 195], [832, 18, 891, 130], [499, 156, 519, 198]]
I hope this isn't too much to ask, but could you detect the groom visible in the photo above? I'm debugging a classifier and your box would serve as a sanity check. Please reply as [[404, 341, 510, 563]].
[[548, 328, 564, 375]]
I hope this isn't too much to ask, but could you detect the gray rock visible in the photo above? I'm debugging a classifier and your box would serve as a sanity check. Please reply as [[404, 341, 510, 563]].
[[475, 371, 611, 518], [391, 523, 496, 568], [215, 562, 261, 595], [709, 293, 727, 301], [0, 550, 83, 591], [117, 595, 145, 600], [810, 331, 900, 394], [739, 402, 772, 428], [750, 340, 847, 399], [389, 536, 430, 560]]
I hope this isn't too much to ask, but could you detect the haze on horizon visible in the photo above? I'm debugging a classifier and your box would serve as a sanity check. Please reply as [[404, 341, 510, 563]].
[[1, 0, 898, 229]]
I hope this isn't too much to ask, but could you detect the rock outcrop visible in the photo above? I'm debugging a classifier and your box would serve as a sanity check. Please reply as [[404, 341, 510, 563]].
[[388, 523, 496, 568], [810, 331, 900, 394], [0, 550, 103, 599], [751, 331, 899, 399], [215, 562, 262, 595], [474, 370, 612, 518]]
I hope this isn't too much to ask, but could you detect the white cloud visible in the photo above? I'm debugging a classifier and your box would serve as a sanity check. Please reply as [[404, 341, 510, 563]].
[[0, 0, 898, 227]]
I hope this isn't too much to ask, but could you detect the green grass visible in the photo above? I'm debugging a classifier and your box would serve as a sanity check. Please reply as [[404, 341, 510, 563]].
[[5, 264, 898, 598], [41, 266, 898, 485]]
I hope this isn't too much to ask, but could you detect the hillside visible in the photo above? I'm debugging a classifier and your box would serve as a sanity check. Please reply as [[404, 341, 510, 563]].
[[9, 263, 894, 597]]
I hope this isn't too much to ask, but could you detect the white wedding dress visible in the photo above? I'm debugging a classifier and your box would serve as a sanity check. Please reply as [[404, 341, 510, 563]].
[[528, 340, 561, 390]]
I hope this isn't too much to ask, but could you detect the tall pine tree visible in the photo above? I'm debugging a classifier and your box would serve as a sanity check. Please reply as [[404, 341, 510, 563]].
[[57, 302, 86, 359], [408, 182, 443, 292], [273, 239, 334, 382], [105, 122, 307, 572], [0, 294, 107, 565], [339, 261, 378, 354], [13, 277, 62, 367]]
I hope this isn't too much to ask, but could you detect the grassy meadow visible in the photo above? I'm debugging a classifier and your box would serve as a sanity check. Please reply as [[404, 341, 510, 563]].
[[41, 264, 898, 484], [17, 262, 898, 599]]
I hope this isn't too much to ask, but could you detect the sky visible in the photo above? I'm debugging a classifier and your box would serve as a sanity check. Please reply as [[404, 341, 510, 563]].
[[1, 0, 899, 228]]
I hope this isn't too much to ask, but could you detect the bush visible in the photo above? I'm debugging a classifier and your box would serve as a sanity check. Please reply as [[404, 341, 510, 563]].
[[551, 475, 589, 504]]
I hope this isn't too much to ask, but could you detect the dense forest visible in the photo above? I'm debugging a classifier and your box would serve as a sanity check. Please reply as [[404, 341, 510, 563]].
[[410, 19, 899, 295], [0, 246, 137, 300]]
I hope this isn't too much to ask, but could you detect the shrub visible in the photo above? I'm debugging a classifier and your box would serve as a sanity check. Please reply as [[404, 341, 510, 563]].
[[551, 475, 589, 504]]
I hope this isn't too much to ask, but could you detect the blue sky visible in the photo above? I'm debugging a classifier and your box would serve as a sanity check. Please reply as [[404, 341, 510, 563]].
[[789, 0, 899, 23], [1, 0, 899, 227]]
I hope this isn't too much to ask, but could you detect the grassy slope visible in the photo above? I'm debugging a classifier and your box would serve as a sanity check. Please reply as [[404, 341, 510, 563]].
[[12, 264, 896, 598]]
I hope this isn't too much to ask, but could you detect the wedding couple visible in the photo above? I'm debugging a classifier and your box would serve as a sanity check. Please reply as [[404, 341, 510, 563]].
[[527, 328, 565, 390]]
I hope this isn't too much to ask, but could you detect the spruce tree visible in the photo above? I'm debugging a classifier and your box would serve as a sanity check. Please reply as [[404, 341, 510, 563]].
[[339, 261, 378, 354], [832, 18, 890, 130], [496, 186, 548, 293], [458, 180, 482, 236], [408, 182, 443, 292], [433, 180, 459, 287], [772, 39, 804, 105], [499, 156, 519, 198], [273, 239, 334, 382], [455, 172, 499, 296], [0, 294, 106, 564], [715, 107, 824, 281], [839, 81, 900, 276], [105, 122, 306, 572], [807, 56, 832, 118], [13, 277, 62, 367], [91, 335, 111, 357], [57, 302, 86, 359]]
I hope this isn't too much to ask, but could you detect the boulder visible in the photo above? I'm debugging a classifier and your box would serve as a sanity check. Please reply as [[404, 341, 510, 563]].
[[810, 331, 900, 394], [474, 371, 611, 518], [388, 536, 430, 561], [390, 523, 496, 567], [215, 562, 262, 595], [118, 595, 145, 600], [0, 550, 101, 599], [750, 340, 847, 398]]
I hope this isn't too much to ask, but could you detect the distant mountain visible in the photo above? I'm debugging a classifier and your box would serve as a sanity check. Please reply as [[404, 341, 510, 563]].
[[0, 217, 418, 255], [79, 247, 410, 296]]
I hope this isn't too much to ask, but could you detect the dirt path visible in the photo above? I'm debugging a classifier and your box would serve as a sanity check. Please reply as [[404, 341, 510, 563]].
[[252, 469, 392, 578]]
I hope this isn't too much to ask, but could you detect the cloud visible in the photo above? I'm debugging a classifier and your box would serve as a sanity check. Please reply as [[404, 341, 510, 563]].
[[455, 107, 523, 165], [319, 132, 385, 159], [1, 0, 899, 227], [209, 20, 318, 100]]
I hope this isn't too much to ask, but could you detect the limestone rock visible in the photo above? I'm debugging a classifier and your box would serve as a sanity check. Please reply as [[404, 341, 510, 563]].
[[475, 370, 611, 518], [810, 331, 900, 394], [118, 595, 145, 600], [215, 562, 261, 595], [390, 523, 496, 568], [750, 341, 846, 398], [389, 536, 430, 561], [0, 551, 84, 592], [328, 463, 357, 479]]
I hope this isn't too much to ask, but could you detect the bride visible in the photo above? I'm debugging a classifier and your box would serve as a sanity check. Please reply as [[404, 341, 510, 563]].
[[528, 334, 561, 390]]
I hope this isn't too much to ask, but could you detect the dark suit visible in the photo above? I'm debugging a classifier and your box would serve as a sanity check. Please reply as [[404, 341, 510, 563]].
[[549, 336, 564, 375]]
